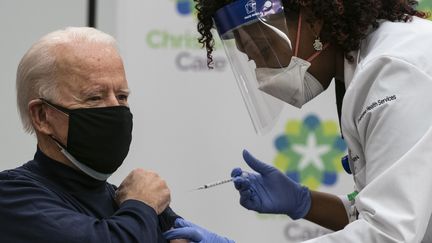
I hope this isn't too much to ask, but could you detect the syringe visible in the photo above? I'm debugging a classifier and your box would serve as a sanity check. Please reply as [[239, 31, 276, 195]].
[[195, 172, 248, 190], [195, 178, 234, 190]]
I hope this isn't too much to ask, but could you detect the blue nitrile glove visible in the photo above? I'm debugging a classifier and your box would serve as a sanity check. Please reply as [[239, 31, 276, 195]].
[[163, 218, 235, 243], [231, 149, 311, 219]]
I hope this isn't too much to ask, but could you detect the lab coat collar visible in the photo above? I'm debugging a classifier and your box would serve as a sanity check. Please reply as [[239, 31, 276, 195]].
[[344, 50, 360, 89]]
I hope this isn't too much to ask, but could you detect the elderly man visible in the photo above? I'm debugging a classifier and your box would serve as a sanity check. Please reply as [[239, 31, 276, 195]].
[[0, 27, 233, 243]]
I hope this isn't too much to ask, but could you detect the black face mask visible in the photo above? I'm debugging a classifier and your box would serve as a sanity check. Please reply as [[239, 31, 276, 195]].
[[41, 99, 133, 179]]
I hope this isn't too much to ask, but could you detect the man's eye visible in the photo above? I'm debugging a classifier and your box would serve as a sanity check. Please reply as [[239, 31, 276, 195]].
[[118, 95, 128, 101]]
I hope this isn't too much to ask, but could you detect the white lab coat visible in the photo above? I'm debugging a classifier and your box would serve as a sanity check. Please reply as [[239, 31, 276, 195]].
[[305, 17, 432, 242]]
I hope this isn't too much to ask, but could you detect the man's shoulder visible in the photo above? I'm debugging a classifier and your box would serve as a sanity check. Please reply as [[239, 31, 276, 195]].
[[0, 162, 47, 189], [0, 162, 67, 210], [0, 164, 28, 180]]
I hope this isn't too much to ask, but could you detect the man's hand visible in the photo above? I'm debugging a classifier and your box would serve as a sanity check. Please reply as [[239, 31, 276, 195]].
[[170, 240, 189, 243], [116, 168, 171, 214]]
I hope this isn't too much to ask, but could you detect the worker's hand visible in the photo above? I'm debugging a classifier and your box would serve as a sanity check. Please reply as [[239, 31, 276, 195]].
[[231, 150, 311, 219], [163, 218, 235, 243], [116, 168, 170, 215]]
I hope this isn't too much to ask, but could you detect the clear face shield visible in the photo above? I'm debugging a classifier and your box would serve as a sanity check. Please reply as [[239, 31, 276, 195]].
[[213, 0, 328, 134]]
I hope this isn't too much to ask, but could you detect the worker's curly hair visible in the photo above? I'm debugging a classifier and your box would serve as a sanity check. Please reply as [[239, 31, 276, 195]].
[[195, 0, 429, 67]]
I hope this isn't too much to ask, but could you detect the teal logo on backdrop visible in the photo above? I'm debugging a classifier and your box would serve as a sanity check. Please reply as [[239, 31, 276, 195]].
[[273, 115, 346, 190], [176, 0, 195, 15]]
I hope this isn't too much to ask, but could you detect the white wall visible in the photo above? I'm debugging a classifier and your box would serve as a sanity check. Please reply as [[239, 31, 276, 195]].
[[0, 0, 86, 169], [0, 0, 115, 170]]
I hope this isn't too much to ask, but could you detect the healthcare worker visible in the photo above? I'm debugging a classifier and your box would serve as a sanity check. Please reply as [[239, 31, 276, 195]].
[[164, 0, 432, 242]]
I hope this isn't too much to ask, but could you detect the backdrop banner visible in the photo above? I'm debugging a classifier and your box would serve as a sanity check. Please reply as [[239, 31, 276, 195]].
[[112, 1, 431, 242]]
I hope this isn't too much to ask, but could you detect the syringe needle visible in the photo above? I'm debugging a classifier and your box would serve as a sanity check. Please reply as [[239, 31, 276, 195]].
[[194, 172, 248, 191], [196, 178, 234, 190]]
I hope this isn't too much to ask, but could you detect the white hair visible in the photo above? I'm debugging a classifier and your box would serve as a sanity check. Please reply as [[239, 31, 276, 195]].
[[16, 27, 118, 133]]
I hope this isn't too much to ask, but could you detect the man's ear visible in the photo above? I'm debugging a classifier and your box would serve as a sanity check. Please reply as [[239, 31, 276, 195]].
[[28, 99, 53, 135]]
